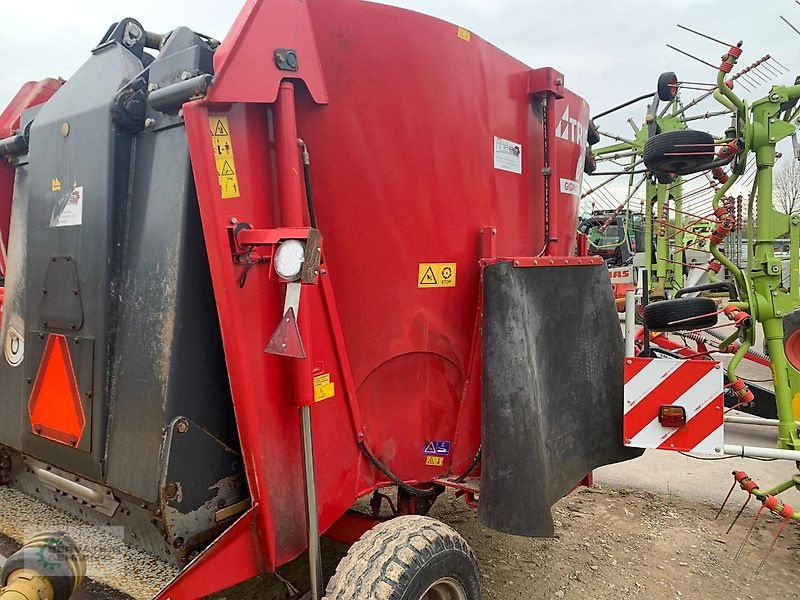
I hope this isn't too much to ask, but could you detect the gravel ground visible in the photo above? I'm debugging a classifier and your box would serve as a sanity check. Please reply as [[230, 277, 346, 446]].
[[0, 487, 178, 599], [211, 485, 800, 599], [1, 482, 797, 599]]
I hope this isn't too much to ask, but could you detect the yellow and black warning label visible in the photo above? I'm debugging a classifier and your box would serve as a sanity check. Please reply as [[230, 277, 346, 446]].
[[209, 116, 240, 199], [425, 456, 444, 467], [457, 27, 471, 41], [51, 178, 62, 192], [418, 263, 457, 288], [313, 372, 336, 402]]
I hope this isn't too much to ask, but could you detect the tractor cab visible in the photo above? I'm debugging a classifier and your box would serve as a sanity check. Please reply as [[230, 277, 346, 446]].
[[579, 209, 644, 266]]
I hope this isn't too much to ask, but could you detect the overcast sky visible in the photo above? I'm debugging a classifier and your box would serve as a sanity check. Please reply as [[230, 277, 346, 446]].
[[3, 0, 800, 209]]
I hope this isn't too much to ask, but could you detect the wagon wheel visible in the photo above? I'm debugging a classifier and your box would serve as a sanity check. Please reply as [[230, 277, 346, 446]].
[[642, 129, 715, 177], [657, 71, 678, 102], [643, 297, 718, 332], [324, 515, 480, 600]]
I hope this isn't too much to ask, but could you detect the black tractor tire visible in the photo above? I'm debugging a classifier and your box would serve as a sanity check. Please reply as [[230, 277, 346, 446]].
[[643, 129, 715, 177], [584, 149, 597, 174], [643, 297, 718, 332], [587, 120, 601, 146], [657, 71, 679, 101], [324, 516, 481, 600], [655, 171, 675, 184]]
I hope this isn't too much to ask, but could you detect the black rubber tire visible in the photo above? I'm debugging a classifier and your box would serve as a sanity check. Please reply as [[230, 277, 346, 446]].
[[655, 171, 675, 184], [643, 129, 715, 176], [643, 297, 718, 332], [657, 71, 678, 102], [324, 515, 481, 600], [584, 149, 597, 174], [587, 120, 601, 146]]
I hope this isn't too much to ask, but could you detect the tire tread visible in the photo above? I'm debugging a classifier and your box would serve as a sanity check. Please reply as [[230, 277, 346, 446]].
[[643, 297, 718, 332], [324, 516, 478, 600]]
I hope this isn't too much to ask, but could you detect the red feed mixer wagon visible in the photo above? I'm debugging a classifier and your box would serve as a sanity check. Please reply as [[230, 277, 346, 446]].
[[0, 0, 639, 598]]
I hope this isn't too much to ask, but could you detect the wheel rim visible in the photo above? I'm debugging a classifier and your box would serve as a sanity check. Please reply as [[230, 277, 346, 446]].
[[421, 577, 468, 600]]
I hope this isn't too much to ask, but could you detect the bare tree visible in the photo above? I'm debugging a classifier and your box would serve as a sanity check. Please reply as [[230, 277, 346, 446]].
[[774, 159, 800, 215]]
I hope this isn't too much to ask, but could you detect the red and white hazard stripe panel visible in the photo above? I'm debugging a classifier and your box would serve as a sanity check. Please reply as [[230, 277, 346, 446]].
[[623, 357, 723, 455]]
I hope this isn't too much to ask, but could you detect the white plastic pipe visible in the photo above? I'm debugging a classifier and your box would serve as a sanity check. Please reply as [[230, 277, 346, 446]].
[[723, 443, 800, 461], [624, 289, 636, 358], [724, 416, 800, 428]]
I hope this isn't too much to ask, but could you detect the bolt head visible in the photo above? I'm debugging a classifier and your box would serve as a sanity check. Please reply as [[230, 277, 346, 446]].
[[144, 117, 156, 129], [164, 482, 179, 499]]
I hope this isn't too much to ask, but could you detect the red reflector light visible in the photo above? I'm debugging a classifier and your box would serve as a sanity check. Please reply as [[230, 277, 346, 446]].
[[28, 334, 86, 447], [658, 405, 686, 428]]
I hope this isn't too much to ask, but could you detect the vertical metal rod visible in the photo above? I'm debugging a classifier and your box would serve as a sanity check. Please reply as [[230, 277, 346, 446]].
[[756, 518, 789, 574], [641, 270, 650, 356], [541, 94, 552, 255], [727, 494, 751, 533], [624, 289, 636, 357], [715, 479, 738, 520], [735, 506, 763, 559], [301, 405, 323, 600], [274, 82, 306, 226], [274, 80, 323, 600]]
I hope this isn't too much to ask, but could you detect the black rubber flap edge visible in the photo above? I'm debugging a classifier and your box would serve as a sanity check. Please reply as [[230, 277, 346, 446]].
[[478, 261, 643, 536]]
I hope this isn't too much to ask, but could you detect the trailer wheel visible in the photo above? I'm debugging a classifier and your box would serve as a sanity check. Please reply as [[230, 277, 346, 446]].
[[657, 71, 678, 101], [655, 171, 675, 184], [324, 515, 480, 600], [584, 150, 597, 174], [643, 129, 715, 176], [643, 297, 718, 332], [587, 120, 601, 146]]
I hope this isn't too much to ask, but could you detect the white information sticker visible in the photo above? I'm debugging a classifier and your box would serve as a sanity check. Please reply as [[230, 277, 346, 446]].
[[493, 136, 522, 174], [559, 178, 580, 196], [51, 186, 83, 227]]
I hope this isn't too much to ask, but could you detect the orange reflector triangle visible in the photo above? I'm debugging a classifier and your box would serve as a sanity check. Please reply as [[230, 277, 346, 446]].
[[28, 334, 85, 447], [265, 307, 306, 358]]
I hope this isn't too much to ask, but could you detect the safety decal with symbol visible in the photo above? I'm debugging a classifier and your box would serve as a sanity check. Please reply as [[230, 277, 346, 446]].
[[425, 456, 444, 467], [209, 116, 241, 199], [313, 372, 336, 402], [423, 440, 451, 456], [418, 263, 457, 288]]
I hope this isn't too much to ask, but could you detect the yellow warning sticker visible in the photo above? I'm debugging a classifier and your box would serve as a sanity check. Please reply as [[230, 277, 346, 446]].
[[418, 263, 457, 288], [457, 27, 471, 41], [209, 116, 240, 199], [425, 456, 444, 467], [51, 178, 62, 192], [313, 372, 336, 402]]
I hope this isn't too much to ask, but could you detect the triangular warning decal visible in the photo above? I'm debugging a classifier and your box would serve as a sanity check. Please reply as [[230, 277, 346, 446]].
[[212, 119, 229, 136], [419, 266, 437, 286], [220, 161, 235, 176], [424, 441, 436, 454], [28, 334, 86, 447], [265, 307, 306, 358]]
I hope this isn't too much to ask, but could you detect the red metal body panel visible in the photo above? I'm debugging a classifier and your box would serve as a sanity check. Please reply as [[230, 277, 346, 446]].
[[0, 79, 62, 276], [160, 0, 591, 596]]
